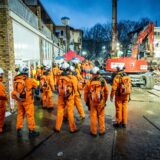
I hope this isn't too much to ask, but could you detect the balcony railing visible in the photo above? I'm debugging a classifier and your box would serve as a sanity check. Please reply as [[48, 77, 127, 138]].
[[8, 0, 39, 29], [40, 20, 52, 39]]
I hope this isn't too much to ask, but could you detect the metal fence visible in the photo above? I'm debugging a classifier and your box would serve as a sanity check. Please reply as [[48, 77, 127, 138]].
[[8, 0, 38, 29]]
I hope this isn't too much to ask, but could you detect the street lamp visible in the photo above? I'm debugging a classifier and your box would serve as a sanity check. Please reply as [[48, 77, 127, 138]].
[[61, 17, 70, 52], [61, 17, 70, 26], [82, 51, 87, 56], [102, 46, 106, 50]]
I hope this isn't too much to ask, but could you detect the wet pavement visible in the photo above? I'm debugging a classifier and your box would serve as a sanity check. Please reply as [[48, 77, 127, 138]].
[[0, 87, 160, 160]]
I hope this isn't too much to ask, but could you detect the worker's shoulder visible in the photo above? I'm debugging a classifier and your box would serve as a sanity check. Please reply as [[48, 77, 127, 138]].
[[0, 82, 5, 88], [26, 77, 36, 84], [59, 75, 73, 82]]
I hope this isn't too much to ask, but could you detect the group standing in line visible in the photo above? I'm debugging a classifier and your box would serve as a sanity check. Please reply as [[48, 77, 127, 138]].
[[0, 60, 131, 137]]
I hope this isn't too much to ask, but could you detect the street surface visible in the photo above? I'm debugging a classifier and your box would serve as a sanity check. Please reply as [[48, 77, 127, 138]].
[[0, 86, 160, 160]]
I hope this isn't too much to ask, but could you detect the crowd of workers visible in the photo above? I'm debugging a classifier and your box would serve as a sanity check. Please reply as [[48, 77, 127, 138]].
[[0, 60, 131, 138]]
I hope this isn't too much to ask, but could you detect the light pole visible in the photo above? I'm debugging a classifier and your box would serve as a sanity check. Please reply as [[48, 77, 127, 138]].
[[61, 17, 70, 53]]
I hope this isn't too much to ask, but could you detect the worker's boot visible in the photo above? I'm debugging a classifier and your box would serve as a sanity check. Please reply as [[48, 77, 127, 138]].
[[17, 129, 22, 137], [29, 130, 40, 138], [90, 132, 97, 137], [122, 123, 127, 128], [113, 123, 122, 129]]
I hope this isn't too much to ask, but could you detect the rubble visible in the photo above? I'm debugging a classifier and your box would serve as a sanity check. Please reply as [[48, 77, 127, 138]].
[[152, 70, 160, 86]]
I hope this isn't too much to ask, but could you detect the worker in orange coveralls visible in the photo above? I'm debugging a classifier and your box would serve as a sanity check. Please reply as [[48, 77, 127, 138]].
[[0, 68, 8, 134], [35, 65, 42, 80], [110, 66, 131, 128], [74, 63, 85, 89], [40, 66, 54, 109], [81, 61, 86, 78], [52, 63, 60, 86], [84, 67, 109, 136], [69, 66, 85, 121], [54, 62, 78, 133], [12, 66, 39, 138]]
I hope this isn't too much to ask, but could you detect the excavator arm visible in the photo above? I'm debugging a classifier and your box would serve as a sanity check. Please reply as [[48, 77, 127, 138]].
[[132, 22, 154, 58]]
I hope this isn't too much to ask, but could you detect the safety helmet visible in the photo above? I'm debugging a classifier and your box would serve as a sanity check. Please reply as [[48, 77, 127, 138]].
[[44, 66, 51, 72], [69, 66, 75, 72], [91, 67, 100, 74], [0, 68, 4, 77], [19, 66, 29, 74], [61, 62, 69, 70]]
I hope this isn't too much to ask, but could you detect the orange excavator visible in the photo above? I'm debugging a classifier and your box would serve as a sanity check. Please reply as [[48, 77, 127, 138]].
[[106, 22, 155, 89]]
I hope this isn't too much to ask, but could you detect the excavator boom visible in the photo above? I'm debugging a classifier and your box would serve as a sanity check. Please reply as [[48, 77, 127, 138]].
[[131, 22, 154, 58]]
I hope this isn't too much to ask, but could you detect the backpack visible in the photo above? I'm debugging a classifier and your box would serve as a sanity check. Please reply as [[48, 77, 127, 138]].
[[118, 75, 131, 96], [13, 78, 26, 100], [57, 76, 73, 99], [40, 76, 49, 91], [89, 78, 104, 103], [0, 82, 7, 100]]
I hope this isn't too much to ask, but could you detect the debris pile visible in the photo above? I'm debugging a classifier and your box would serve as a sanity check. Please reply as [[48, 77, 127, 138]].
[[153, 70, 160, 86]]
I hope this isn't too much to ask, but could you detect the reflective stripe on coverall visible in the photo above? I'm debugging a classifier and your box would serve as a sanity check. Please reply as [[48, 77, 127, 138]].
[[110, 74, 131, 125], [84, 77, 109, 135], [0, 81, 8, 133], [12, 75, 38, 131], [55, 75, 77, 132]]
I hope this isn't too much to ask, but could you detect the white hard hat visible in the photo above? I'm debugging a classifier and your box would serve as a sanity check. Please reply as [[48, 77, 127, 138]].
[[70, 66, 75, 72], [91, 67, 100, 74], [19, 66, 29, 74], [61, 62, 69, 70], [44, 65, 51, 71], [0, 68, 4, 76], [71, 57, 80, 64]]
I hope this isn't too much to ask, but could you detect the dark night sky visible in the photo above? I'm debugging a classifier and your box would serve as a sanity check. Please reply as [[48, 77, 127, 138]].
[[41, 0, 160, 28]]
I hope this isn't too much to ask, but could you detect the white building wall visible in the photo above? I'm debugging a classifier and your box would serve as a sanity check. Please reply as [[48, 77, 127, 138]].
[[42, 39, 53, 67], [13, 20, 40, 65]]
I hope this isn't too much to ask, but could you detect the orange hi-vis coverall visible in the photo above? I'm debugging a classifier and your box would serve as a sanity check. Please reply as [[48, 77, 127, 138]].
[[84, 76, 109, 135], [35, 68, 42, 80], [12, 75, 38, 131], [55, 74, 77, 132], [85, 63, 92, 79], [81, 63, 86, 78], [110, 73, 131, 125], [69, 74, 85, 119], [75, 68, 85, 90], [0, 79, 8, 133], [52, 66, 60, 86], [40, 74, 54, 109]]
